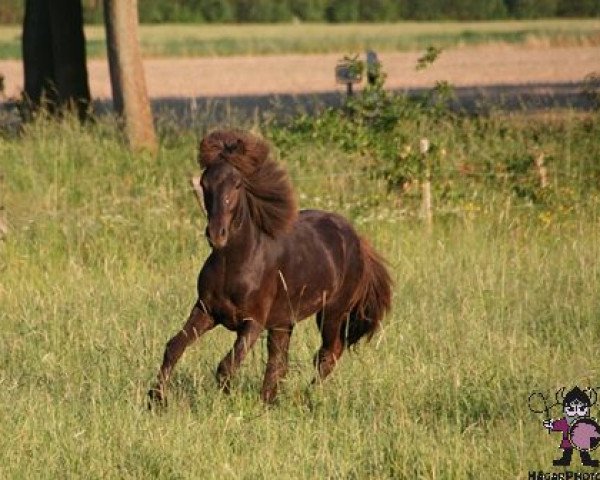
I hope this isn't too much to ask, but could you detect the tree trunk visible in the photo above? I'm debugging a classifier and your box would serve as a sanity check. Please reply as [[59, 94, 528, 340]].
[[22, 0, 58, 115], [22, 0, 90, 121], [49, 0, 91, 119], [103, 0, 157, 153]]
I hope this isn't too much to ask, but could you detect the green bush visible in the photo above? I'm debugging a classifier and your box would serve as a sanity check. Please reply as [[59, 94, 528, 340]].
[[557, 0, 600, 17], [407, 0, 508, 20], [358, 0, 400, 22], [325, 0, 360, 22], [442, 0, 508, 20], [233, 0, 293, 22], [404, 0, 446, 20], [505, 0, 559, 18], [289, 0, 327, 21], [199, 0, 234, 23]]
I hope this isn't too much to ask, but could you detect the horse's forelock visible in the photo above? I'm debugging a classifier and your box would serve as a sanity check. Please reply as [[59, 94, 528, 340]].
[[198, 131, 230, 168], [199, 130, 269, 175]]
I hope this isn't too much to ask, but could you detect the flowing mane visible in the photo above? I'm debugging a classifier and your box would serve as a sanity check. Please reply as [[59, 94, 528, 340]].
[[199, 130, 297, 237]]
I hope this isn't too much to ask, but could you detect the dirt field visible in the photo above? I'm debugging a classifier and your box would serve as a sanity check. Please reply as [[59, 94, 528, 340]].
[[1, 44, 599, 101]]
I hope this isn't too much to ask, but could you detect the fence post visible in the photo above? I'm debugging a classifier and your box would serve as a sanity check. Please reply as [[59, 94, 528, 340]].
[[534, 152, 548, 189], [0, 172, 7, 238], [420, 138, 432, 231]]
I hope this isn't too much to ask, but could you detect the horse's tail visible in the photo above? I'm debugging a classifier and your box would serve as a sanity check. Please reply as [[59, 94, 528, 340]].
[[342, 238, 393, 347]]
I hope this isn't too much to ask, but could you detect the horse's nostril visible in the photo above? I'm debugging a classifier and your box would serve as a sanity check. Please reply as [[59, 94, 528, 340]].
[[219, 227, 226, 238]]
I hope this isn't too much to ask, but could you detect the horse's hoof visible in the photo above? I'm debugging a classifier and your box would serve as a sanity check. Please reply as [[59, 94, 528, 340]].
[[217, 382, 231, 395], [260, 387, 279, 405], [147, 387, 167, 410]]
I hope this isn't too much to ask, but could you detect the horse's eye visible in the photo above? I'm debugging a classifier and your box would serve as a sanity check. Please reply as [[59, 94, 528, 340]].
[[235, 182, 242, 190]]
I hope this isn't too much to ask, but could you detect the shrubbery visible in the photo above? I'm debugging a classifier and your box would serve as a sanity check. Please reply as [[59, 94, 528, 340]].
[[505, 0, 558, 19], [267, 52, 600, 211], [2, 0, 600, 24]]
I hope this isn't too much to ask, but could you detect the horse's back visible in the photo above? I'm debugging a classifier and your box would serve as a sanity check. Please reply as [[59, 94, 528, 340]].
[[297, 209, 355, 227], [295, 209, 363, 261]]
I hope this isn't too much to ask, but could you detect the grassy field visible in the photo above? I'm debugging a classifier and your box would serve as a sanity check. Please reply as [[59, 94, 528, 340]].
[[1, 19, 600, 59], [0, 101, 599, 478]]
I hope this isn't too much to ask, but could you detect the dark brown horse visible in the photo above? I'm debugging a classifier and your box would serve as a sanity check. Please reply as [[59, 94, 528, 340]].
[[148, 130, 392, 405]]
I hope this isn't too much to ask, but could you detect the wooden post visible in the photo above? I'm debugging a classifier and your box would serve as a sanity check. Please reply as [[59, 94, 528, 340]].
[[103, 0, 157, 153], [420, 138, 432, 231], [0, 172, 7, 238], [534, 152, 548, 189]]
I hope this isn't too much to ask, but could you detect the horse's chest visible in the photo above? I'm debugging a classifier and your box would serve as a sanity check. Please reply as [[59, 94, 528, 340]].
[[208, 279, 261, 331], [209, 299, 239, 330], [199, 251, 273, 330]]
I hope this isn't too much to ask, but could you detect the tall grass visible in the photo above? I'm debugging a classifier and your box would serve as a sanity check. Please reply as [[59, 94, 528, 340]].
[[0, 109, 599, 478], [1, 19, 600, 59]]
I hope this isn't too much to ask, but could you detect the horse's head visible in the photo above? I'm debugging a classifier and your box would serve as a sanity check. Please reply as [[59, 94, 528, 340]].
[[200, 161, 244, 250], [198, 130, 298, 248]]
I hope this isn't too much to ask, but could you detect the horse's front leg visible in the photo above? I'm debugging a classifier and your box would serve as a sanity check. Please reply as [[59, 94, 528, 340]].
[[260, 326, 293, 404], [216, 318, 263, 393], [148, 301, 215, 407]]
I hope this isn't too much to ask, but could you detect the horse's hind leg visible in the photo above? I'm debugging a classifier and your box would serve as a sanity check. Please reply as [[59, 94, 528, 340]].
[[216, 318, 263, 393], [261, 326, 293, 404], [148, 301, 215, 407], [313, 309, 345, 382]]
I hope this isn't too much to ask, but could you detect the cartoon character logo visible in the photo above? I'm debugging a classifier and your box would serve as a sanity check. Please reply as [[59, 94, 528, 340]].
[[529, 386, 600, 467]]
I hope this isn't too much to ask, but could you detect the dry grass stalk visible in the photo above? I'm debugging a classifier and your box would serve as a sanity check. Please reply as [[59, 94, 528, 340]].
[[190, 175, 205, 214]]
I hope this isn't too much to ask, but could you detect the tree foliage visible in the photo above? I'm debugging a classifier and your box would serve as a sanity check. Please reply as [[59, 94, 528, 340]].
[[504, 0, 559, 19], [2, 0, 599, 24]]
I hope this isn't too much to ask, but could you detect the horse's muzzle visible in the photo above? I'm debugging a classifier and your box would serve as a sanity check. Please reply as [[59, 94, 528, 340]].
[[206, 224, 228, 249]]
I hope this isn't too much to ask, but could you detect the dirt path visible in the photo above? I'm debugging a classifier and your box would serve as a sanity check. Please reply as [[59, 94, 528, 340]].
[[1, 44, 599, 101]]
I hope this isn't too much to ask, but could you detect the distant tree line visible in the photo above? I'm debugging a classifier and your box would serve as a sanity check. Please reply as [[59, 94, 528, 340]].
[[2, 0, 600, 24]]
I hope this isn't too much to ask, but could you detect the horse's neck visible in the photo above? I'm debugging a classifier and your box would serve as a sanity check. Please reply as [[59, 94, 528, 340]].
[[217, 213, 266, 269]]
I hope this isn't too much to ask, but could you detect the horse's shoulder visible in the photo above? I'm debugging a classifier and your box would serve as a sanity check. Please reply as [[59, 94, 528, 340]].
[[196, 253, 221, 296]]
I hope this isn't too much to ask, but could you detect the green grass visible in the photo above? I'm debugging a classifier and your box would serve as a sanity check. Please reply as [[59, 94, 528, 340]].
[[1, 19, 600, 59], [1, 109, 600, 478]]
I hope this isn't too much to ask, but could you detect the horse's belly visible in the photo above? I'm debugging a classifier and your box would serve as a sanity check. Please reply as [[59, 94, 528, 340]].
[[269, 286, 329, 325], [277, 257, 339, 321]]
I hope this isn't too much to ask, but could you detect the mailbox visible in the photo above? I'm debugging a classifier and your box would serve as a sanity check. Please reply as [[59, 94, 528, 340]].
[[335, 56, 363, 96], [335, 62, 363, 85]]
